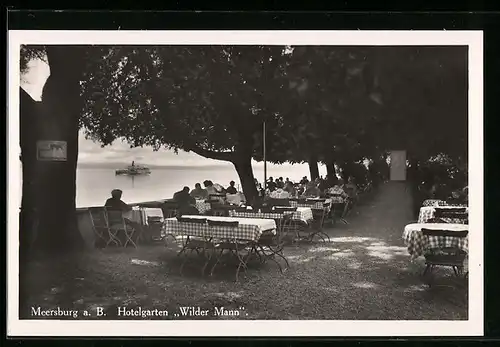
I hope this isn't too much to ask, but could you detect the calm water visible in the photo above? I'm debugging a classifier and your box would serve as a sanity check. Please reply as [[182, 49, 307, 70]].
[[76, 164, 321, 207]]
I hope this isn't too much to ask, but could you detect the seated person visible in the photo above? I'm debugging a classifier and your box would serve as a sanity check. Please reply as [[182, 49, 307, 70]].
[[344, 177, 358, 198], [299, 176, 309, 185], [276, 177, 285, 189], [173, 186, 199, 216], [105, 189, 132, 212], [270, 186, 290, 199], [204, 180, 218, 195], [190, 183, 209, 199], [226, 180, 238, 195], [267, 177, 277, 192], [104, 189, 141, 245], [283, 181, 297, 197], [303, 182, 321, 197]]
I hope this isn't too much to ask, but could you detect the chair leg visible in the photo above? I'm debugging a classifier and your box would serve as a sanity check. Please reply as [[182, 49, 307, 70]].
[[201, 247, 213, 277], [210, 249, 224, 277], [422, 264, 431, 277]]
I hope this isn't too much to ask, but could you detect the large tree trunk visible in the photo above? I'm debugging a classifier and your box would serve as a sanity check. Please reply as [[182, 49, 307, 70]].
[[31, 46, 84, 255], [19, 88, 40, 260], [233, 156, 258, 205], [325, 161, 337, 185], [308, 155, 319, 180]]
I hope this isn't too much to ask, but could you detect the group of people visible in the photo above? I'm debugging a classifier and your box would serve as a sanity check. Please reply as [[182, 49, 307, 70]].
[[258, 175, 358, 200], [103, 174, 360, 223]]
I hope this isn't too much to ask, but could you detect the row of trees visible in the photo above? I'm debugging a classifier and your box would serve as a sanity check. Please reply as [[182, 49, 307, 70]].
[[19, 45, 468, 253]]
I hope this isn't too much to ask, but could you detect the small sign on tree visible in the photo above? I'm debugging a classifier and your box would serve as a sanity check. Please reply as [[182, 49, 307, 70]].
[[36, 140, 67, 161]]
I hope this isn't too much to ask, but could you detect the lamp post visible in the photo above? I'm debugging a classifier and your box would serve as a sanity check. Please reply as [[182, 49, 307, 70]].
[[263, 121, 267, 193]]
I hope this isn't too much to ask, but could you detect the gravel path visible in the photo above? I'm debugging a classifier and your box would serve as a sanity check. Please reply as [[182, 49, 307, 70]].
[[21, 182, 467, 320]]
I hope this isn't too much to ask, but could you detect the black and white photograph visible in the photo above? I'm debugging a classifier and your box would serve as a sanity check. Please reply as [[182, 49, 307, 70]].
[[8, 31, 483, 336]]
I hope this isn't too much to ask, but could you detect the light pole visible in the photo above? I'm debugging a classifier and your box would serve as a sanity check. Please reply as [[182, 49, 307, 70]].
[[263, 121, 267, 193]]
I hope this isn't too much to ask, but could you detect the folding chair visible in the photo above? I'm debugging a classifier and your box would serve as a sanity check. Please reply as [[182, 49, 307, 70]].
[[161, 201, 179, 218], [309, 203, 331, 243], [434, 208, 468, 224], [256, 214, 291, 273], [88, 207, 119, 248], [421, 228, 468, 280], [267, 198, 291, 207], [209, 220, 253, 282], [107, 209, 137, 248], [177, 218, 213, 276]]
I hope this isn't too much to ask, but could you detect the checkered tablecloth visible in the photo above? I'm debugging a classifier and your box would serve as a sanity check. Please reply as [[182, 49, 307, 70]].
[[402, 223, 469, 260], [229, 206, 313, 224], [290, 199, 332, 210], [195, 200, 211, 214], [164, 215, 276, 242], [422, 199, 447, 207], [418, 206, 469, 224]]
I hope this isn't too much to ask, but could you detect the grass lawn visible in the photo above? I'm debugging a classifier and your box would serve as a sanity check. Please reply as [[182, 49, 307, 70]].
[[19, 183, 468, 321]]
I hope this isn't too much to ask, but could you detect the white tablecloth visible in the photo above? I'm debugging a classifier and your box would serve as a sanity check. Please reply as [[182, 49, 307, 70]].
[[402, 223, 469, 260]]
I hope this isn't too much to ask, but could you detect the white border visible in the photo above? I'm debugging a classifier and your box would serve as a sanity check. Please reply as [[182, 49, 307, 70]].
[[8, 30, 484, 337]]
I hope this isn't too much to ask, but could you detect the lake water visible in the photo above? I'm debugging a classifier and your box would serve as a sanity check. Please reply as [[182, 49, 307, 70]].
[[76, 164, 323, 207]]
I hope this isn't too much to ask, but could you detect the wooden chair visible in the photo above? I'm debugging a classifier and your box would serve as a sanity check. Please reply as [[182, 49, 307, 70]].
[[176, 218, 212, 276], [256, 214, 291, 273], [421, 228, 468, 279], [273, 206, 297, 213], [88, 207, 118, 248], [434, 208, 468, 224], [161, 201, 179, 219], [107, 209, 137, 248], [208, 220, 252, 282], [309, 203, 331, 242], [267, 198, 291, 207]]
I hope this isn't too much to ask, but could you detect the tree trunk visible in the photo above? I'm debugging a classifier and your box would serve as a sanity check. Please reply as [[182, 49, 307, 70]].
[[233, 156, 258, 204], [19, 89, 40, 260], [31, 46, 84, 255], [308, 155, 319, 180], [325, 161, 337, 184]]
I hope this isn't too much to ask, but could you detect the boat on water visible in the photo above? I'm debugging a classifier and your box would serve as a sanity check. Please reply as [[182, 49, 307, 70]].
[[115, 161, 151, 176]]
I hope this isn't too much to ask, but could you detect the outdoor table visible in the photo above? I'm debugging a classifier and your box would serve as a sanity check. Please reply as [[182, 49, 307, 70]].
[[290, 198, 332, 211], [229, 206, 313, 225], [422, 199, 447, 207], [402, 223, 469, 261], [164, 215, 276, 242], [418, 205, 469, 224], [195, 199, 211, 214]]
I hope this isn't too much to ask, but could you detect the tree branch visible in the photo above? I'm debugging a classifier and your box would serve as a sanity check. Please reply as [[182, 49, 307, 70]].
[[187, 144, 234, 162]]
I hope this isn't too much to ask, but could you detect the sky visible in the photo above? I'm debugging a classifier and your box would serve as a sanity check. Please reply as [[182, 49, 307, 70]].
[[20, 57, 324, 174]]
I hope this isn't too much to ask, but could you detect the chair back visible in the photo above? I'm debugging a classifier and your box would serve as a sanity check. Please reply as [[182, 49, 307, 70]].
[[176, 217, 207, 224], [267, 198, 291, 207], [435, 207, 466, 215], [235, 207, 250, 212], [88, 207, 109, 229], [207, 220, 239, 228], [161, 202, 179, 219], [274, 206, 297, 212], [421, 228, 468, 238], [106, 208, 126, 225]]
